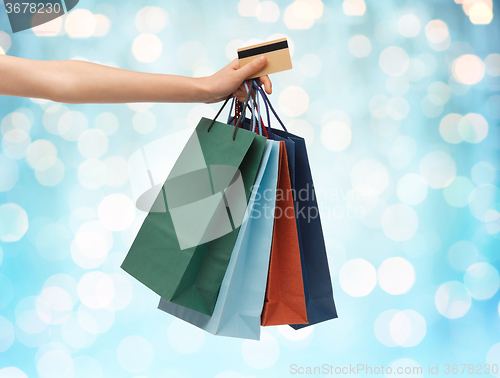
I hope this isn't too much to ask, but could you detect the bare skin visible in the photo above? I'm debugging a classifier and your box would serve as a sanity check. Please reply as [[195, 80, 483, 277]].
[[0, 55, 272, 104]]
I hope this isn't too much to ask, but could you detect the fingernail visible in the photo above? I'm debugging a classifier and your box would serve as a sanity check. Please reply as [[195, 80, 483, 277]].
[[259, 56, 266, 63]]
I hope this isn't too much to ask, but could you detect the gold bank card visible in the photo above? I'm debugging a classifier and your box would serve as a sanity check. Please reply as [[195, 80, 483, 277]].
[[238, 38, 293, 79]]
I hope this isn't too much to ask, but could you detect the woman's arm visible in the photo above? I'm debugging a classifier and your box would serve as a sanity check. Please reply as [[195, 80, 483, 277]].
[[0, 55, 271, 104]]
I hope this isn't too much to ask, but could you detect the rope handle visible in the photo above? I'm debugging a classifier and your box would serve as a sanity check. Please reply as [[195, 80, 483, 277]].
[[252, 80, 288, 133], [207, 81, 253, 140]]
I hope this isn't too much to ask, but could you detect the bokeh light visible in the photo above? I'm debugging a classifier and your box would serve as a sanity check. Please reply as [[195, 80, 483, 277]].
[[468, 2, 493, 24], [435, 281, 472, 319], [378, 257, 416, 295], [452, 54, 485, 85], [419, 151, 456, 189], [379, 46, 410, 76], [0, 367, 27, 378], [469, 184, 500, 222], [348, 35, 371, 58], [256, 1, 280, 23], [132, 34, 162, 63], [458, 113, 488, 143], [339, 259, 377, 297], [1, 1, 499, 376], [397, 14, 421, 38], [0, 154, 19, 192], [464, 262, 500, 300], [135, 6, 168, 34], [98, 194, 135, 231], [78, 272, 115, 310], [0, 203, 29, 242], [343, 0, 366, 16], [321, 121, 351, 151], [78, 130, 108, 159], [389, 310, 426, 347]]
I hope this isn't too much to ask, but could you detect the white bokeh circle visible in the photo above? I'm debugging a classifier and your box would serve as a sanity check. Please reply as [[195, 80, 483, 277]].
[[452, 54, 485, 85], [464, 262, 500, 300], [74, 221, 113, 260], [2, 129, 31, 160], [78, 159, 108, 190], [78, 129, 108, 159], [397, 14, 421, 38], [58, 111, 88, 141], [339, 259, 377, 297], [419, 151, 456, 189], [26, 140, 57, 171], [98, 194, 135, 231], [321, 121, 352, 152], [132, 34, 162, 63], [0, 203, 29, 243], [37, 350, 74, 378], [435, 281, 472, 319], [379, 46, 410, 76], [389, 310, 426, 347], [377, 257, 415, 295], [278, 86, 309, 117], [468, 184, 500, 222], [0, 155, 19, 192], [94, 112, 119, 136], [348, 35, 371, 58], [135, 6, 168, 34], [0, 367, 28, 378], [35, 158, 65, 187], [78, 272, 115, 310], [458, 113, 488, 144]]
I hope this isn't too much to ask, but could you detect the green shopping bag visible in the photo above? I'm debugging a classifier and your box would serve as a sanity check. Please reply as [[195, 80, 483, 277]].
[[121, 99, 266, 316]]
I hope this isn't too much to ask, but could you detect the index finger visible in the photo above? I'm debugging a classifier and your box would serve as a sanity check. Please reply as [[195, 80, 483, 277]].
[[259, 75, 272, 95]]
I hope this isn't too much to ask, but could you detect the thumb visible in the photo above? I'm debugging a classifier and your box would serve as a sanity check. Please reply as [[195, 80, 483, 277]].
[[237, 56, 267, 80]]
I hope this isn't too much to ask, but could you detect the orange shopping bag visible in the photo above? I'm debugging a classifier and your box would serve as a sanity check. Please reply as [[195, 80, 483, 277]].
[[261, 142, 308, 326]]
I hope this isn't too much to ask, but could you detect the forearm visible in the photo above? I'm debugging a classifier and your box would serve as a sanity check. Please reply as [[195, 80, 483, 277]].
[[0, 55, 212, 104]]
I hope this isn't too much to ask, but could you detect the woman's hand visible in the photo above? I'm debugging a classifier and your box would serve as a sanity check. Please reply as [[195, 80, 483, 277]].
[[201, 57, 273, 103]]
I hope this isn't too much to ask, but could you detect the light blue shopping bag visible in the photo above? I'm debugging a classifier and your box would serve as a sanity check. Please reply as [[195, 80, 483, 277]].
[[158, 139, 280, 340]]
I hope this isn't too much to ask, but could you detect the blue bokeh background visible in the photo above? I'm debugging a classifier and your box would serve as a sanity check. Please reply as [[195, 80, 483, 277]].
[[1, 0, 500, 377]]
